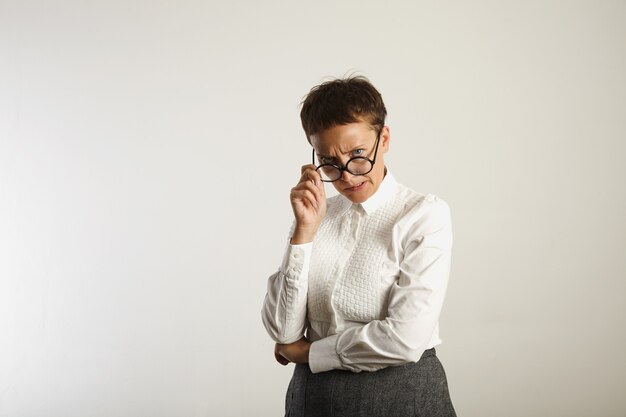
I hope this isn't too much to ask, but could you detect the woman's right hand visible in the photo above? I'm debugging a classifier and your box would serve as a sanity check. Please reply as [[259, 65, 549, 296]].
[[289, 164, 327, 244]]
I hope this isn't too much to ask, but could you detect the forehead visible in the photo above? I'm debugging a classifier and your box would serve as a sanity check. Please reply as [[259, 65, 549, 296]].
[[310, 122, 376, 154]]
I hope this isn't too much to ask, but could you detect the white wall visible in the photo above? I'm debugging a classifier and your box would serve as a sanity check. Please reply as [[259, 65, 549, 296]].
[[1, 1, 625, 416]]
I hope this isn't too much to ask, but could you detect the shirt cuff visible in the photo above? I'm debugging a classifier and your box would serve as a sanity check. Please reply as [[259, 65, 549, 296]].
[[309, 334, 342, 373], [279, 240, 312, 278]]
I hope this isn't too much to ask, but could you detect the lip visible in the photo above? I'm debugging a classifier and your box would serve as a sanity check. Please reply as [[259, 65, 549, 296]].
[[344, 182, 366, 192]]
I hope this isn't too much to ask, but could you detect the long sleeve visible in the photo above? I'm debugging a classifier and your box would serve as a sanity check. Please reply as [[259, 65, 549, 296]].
[[308, 197, 453, 373], [261, 237, 312, 344]]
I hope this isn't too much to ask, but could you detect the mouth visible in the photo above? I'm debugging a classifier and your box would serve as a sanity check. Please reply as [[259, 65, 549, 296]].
[[344, 182, 366, 192]]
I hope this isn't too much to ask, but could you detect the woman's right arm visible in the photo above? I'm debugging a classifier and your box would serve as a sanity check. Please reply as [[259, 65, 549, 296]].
[[261, 236, 312, 344], [261, 165, 326, 344]]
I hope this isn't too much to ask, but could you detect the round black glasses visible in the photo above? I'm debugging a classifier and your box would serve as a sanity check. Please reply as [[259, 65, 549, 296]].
[[311, 130, 382, 182]]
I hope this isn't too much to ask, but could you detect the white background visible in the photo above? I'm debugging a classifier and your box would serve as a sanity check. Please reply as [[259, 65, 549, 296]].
[[1, 1, 625, 416]]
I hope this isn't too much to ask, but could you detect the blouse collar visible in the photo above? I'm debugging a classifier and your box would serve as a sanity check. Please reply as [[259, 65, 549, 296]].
[[360, 168, 398, 215], [337, 168, 398, 216]]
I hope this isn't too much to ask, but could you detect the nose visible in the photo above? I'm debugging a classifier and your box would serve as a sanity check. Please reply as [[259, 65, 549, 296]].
[[339, 167, 354, 183]]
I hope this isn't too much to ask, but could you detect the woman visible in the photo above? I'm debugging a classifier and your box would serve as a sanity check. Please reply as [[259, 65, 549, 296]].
[[261, 76, 457, 417]]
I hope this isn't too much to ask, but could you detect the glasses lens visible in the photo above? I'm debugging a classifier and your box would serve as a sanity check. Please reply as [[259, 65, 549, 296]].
[[317, 165, 341, 182], [346, 158, 372, 175]]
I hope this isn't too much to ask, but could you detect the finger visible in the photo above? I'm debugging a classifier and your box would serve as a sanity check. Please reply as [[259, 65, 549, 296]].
[[276, 349, 291, 363], [307, 169, 322, 186], [301, 179, 323, 203], [275, 354, 289, 365], [275, 351, 290, 365], [291, 187, 316, 205], [294, 189, 319, 211], [304, 190, 319, 210], [317, 176, 326, 197], [275, 344, 290, 364], [294, 185, 322, 210], [300, 164, 316, 175], [295, 174, 324, 203], [292, 182, 320, 203], [299, 168, 322, 187]]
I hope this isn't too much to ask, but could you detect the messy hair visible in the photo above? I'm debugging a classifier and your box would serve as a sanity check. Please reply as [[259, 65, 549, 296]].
[[300, 75, 387, 142]]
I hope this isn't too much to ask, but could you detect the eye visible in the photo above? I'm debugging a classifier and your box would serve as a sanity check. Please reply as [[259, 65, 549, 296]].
[[351, 149, 364, 157], [319, 156, 336, 165]]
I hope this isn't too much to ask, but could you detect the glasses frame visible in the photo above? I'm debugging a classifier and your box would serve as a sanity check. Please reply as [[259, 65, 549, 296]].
[[311, 129, 382, 182]]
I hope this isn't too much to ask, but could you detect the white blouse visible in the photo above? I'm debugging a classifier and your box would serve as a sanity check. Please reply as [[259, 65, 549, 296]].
[[261, 170, 453, 374]]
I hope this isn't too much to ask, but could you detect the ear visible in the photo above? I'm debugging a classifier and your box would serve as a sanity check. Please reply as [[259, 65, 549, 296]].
[[380, 125, 391, 153]]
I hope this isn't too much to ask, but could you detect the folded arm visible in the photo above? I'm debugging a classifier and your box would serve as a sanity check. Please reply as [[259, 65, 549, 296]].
[[261, 240, 312, 344], [308, 197, 453, 373]]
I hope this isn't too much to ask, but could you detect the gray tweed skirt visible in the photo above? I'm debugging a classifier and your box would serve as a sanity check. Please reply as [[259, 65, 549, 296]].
[[285, 348, 456, 417]]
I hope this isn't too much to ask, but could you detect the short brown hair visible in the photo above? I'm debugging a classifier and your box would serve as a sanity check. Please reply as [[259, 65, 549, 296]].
[[299, 75, 387, 142]]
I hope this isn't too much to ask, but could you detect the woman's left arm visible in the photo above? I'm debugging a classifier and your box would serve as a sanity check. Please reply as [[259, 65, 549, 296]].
[[308, 196, 453, 373]]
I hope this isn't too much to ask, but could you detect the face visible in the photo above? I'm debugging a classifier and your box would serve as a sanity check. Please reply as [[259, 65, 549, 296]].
[[310, 121, 390, 204]]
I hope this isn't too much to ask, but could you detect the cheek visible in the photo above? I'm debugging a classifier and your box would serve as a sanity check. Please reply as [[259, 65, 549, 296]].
[[332, 182, 344, 193]]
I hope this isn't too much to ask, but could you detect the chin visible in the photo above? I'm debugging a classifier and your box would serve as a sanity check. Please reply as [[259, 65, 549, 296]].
[[337, 180, 373, 203], [340, 189, 371, 204], [348, 196, 368, 204]]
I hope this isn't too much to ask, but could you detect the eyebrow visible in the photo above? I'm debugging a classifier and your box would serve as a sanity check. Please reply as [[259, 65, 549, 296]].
[[317, 145, 366, 159]]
